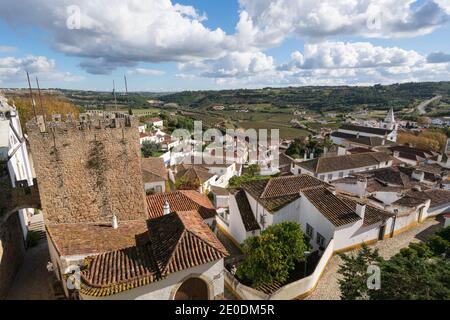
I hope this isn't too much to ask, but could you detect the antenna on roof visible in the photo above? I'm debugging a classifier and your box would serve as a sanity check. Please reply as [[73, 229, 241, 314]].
[[124, 75, 132, 115], [35, 77, 46, 120], [26, 71, 38, 121], [112, 80, 118, 112]]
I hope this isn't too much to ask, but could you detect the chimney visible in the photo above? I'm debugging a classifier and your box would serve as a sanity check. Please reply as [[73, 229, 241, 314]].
[[356, 177, 367, 198], [304, 153, 307, 161], [163, 201, 171, 215], [310, 152, 314, 160], [437, 154, 443, 163], [382, 139, 386, 146], [393, 151, 400, 158], [112, 215, 118, 229], [356, 203, 366, 220], [412, 170, 425, 182]]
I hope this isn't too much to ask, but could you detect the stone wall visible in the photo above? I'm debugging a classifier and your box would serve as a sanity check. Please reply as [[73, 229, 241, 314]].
[[0, 213, 25, 299], [26, 116, 147, 224]]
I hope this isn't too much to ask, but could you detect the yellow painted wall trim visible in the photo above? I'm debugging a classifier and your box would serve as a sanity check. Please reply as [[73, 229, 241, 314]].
[[217, 223, 243, 252], [224, 281, 243, 300]]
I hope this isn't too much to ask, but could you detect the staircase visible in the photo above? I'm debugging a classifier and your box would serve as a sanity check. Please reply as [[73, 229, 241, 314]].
[[27, 213, 46, 242]]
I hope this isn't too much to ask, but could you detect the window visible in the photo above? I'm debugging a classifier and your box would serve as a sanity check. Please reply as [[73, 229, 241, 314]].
[[327, 174, 333, 181], [316, 233, 325, 248], [319, 175, 325, 180], [155, 185, 162, 193], [338, 172, 344, 178], [306, 224, 314, 239]]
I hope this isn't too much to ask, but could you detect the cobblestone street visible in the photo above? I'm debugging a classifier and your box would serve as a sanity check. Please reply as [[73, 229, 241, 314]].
[[306, 217, 444, 300], [6, 241, 59, 300]]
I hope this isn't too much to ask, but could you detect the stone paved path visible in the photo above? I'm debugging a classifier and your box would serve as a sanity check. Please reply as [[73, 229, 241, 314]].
[[305, 217, 443, 300], [6, 241, 58, 300]]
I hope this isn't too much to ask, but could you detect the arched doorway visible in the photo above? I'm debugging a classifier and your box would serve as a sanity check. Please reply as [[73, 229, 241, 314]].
[[174, 277, 209, 300]]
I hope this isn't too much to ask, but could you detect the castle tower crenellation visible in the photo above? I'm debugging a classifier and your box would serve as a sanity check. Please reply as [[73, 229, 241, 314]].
[[26, 113, 147, 224]]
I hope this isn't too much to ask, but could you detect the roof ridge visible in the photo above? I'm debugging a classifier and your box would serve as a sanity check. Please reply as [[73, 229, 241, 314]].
[[260, 179, 273, 198]]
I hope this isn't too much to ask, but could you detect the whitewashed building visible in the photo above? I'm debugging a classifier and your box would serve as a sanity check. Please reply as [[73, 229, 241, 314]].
[[292, 152, 393, 182], [225, 175, 395, 252], [47, 211, 228, 300], [0, 95, 36, 239]]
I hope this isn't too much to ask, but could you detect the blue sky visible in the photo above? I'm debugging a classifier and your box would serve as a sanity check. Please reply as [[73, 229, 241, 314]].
[[1, 0, 450, 91]]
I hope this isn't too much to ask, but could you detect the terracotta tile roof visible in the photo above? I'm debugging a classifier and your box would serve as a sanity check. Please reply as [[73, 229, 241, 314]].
[[210, 185, 229, 196], [339, 124, 393, 136], [79, 211, 228, 297], [331, 132, 392, 147], [337, 195, 394, 227], [233, 189, 260, 232], [302, 187, 361, 227], [46, 220, 149, 256], [389, 146, 435, 159], [405, 189, 450, 208], [146, 117, 162, 123], [298, 152, 393, 174], [175, 164, 215, 183], [141, 157, 168, 183], [146, 191, 216, 220], [241, 175, 328, 213], [347, 147, 375, 154], [149, 211, 228, 275]]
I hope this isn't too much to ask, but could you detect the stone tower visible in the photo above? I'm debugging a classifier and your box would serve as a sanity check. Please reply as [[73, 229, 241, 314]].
[[26, 114, 147, 224]]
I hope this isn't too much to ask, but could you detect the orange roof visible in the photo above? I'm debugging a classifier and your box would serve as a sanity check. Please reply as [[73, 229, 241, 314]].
[[146, 191, 216, 220]]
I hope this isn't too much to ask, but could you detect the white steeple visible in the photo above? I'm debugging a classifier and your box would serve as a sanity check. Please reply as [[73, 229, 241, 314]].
[[385, 107, 395, 124]]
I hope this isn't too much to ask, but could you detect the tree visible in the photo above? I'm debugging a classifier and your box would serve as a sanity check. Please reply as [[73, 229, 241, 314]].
[[175, 176, 201, 191], [236, 222, 310, 287], [141, 141, 162, 158], [338, 231, 450, 300], [371, 249, 450, 300], [338, 244, 382, 300]]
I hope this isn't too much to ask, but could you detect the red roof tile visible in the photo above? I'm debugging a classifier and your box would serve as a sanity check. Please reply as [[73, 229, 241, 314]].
[[146, 191, 216, 220]]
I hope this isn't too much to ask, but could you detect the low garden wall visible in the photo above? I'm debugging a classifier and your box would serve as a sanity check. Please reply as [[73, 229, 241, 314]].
[[225, 239, 335, 300]]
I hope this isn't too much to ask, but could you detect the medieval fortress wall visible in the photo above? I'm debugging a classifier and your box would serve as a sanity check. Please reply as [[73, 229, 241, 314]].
[[26, 114, 147, 224]]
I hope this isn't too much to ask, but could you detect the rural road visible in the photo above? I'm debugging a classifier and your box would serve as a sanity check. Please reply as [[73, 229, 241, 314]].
[[417, 96, 442, 115]]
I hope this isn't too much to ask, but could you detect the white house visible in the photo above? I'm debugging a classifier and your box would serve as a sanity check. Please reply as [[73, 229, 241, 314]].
[[225, 175, 395, 252], [146, 117, 164, 129], [46, 211, 228, 300], [293, 152, 393, 182], [0, 95, 36, 240], [331, 108, 398, 145], [141, 157, 168, 194]]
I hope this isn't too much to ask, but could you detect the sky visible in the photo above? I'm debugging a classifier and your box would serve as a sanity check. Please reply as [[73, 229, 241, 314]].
[[1, 0, 450, 92]]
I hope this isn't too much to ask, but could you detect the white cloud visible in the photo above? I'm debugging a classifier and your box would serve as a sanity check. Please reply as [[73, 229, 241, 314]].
[[0, 46, 17, 53], [235, 0, 450, 49], [0, 55, 82, 83], [0, 0, 227, 74], [211, 41, 450, 88], [199, 51, 275, 78], [435, 0, 450, 14], [281, 41, 425, 70], [128, 68, 166, 76]]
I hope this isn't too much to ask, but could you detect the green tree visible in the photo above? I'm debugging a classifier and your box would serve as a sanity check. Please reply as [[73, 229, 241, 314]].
[[236, 222, 309, 287], [371, 250, 450, 300], [338, 234, 450, 300], [141, 141, 163, 158], [175, 176, 201, 191], [338, 244, 382, 300]]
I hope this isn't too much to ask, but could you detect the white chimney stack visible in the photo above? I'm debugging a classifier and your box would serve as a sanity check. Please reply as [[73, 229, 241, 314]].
[[112, 215, 118, 229], [412, 170, 425, 182], [163, 201, 171, 215], [356, 203, 366, 220]]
